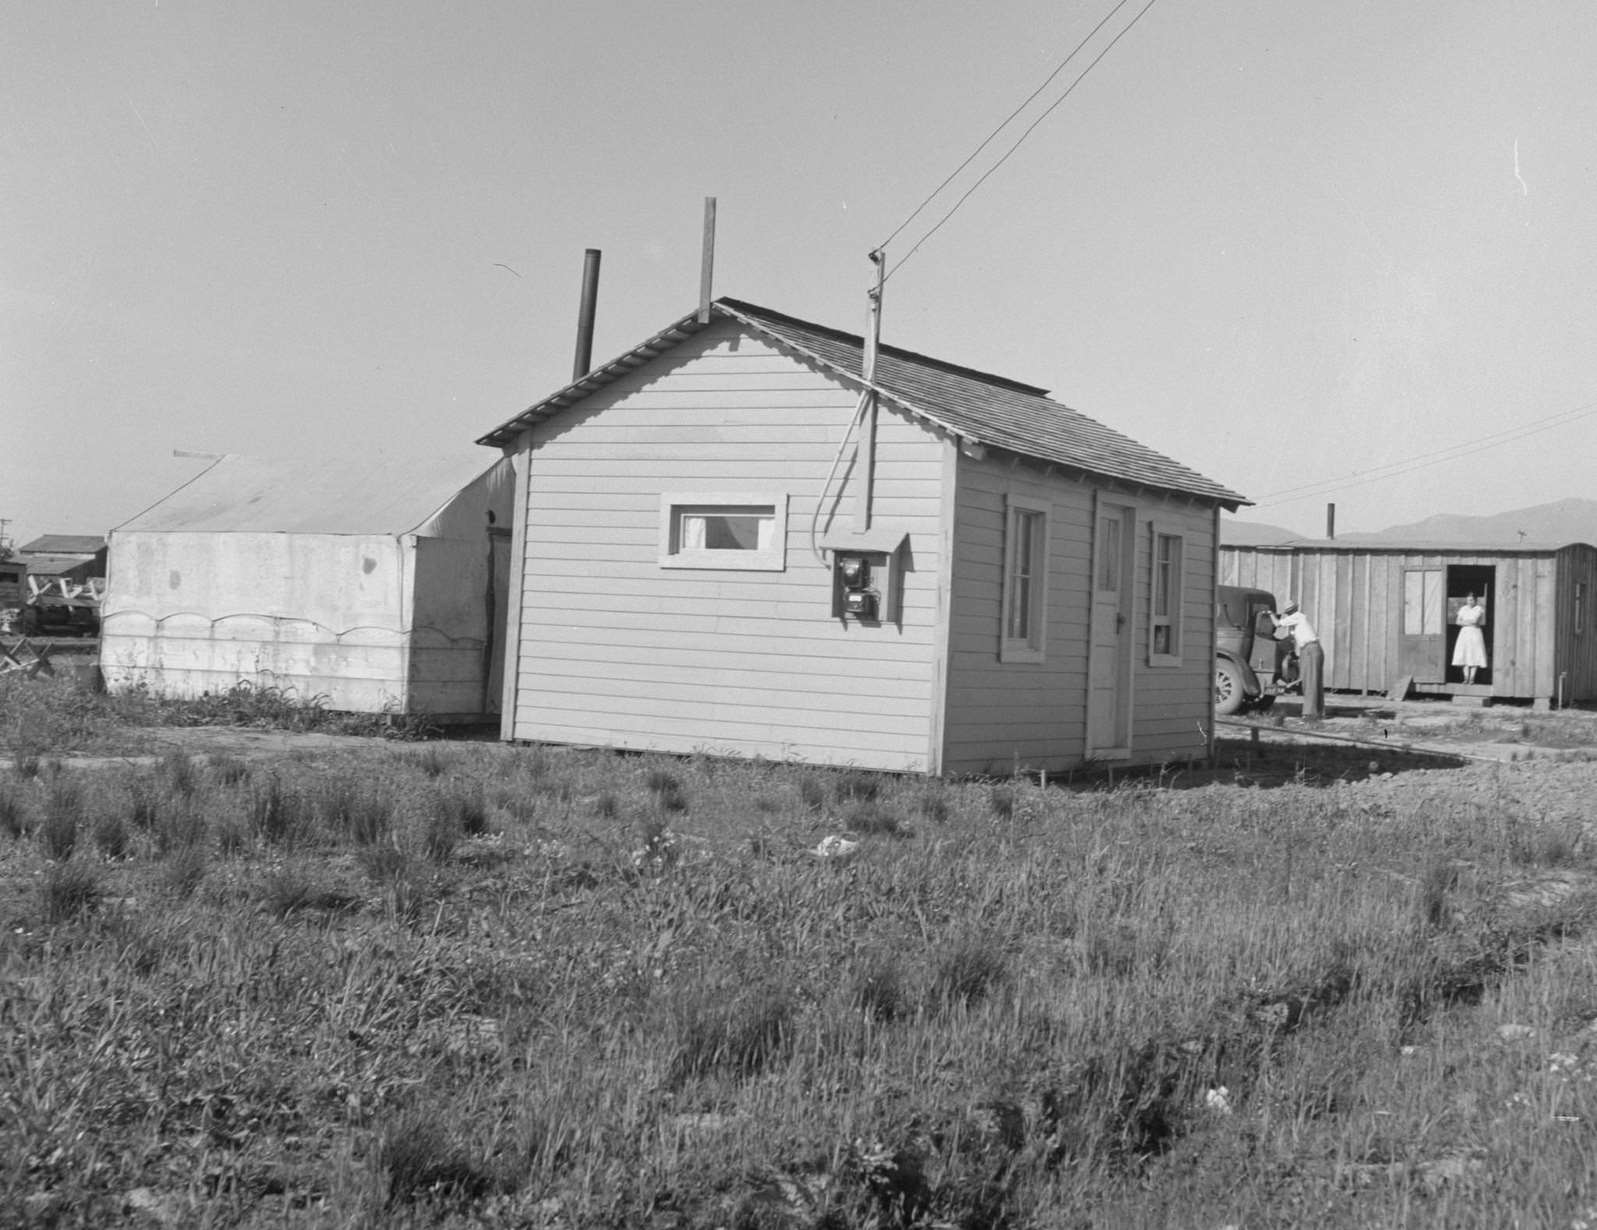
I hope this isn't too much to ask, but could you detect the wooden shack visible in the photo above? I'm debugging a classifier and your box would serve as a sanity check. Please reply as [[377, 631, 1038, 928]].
[[1219, 539, 1597, 707]]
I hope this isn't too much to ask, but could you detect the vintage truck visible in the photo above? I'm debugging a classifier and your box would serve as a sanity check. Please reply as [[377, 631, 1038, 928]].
[[1214, 584, 1297, 715]]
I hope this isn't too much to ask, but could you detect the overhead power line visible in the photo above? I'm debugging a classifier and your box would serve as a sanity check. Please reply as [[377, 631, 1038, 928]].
[[880, 0, 1164, 281], [1251, 398, 1597, 510], [877, 0, 1135, 255]]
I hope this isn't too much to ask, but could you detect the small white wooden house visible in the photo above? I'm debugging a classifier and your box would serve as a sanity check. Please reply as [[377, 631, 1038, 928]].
[[101, 453, 515, 719], [478, 299, 1247, 774]]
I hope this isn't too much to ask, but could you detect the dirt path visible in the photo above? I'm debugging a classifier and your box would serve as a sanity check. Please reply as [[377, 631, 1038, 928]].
[[1224, 692, 1597, 765]]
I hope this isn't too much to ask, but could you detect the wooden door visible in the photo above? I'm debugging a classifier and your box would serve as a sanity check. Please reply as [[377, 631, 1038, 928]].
[[1400, 567, 1445, 681], [1087, 504, 1135, 756]]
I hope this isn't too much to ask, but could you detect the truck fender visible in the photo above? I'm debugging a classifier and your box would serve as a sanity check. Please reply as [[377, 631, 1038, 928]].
[[1215, 649, 1261, 697]]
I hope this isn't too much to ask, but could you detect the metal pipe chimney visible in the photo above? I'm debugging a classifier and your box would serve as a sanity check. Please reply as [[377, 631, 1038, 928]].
[[572, 249, 602, 381], [1326, 502, 1336, 540]]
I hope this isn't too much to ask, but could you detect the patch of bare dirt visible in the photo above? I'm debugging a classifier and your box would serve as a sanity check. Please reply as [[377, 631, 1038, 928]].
[[1227, 692, 1597, 765]]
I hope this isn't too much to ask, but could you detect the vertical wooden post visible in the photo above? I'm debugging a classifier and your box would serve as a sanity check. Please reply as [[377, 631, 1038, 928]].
[[572, 249, 602, 381], [855, 249, 885, 532], [698, 197, 717, 324]]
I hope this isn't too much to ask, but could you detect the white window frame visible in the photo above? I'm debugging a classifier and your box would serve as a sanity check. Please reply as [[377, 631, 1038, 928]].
[[658, 492, 788, 571], [1148, 526, 1184, 666], [1000, 494, 1049, 663], [1403, 568, 1444, 635]]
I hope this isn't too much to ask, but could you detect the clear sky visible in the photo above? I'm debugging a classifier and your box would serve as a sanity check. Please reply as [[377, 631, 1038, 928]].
[[5, 1, 1593, 547]]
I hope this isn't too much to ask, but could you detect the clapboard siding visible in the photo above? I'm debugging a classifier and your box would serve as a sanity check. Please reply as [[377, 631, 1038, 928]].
[[528, 639, 932, 676], [507, 715, 926, 769], [1220, 543, 1597, 703], [940, 455, 1094, 774], [1129, 504, 1216, 763], [940, 454, 1216, 775], [521, 663, 932, 702], [508, 321, 944, 770]]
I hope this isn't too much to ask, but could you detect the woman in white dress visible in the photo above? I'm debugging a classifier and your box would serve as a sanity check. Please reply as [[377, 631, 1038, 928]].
[[1453, 592, 1487, 685]]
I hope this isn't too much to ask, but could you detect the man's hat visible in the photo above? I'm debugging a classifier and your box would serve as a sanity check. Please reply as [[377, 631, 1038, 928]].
[[1282, 600, 1299, 615]]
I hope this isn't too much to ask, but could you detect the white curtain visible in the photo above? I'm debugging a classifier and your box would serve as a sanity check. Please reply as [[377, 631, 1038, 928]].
[[680, 510, 771, 551]]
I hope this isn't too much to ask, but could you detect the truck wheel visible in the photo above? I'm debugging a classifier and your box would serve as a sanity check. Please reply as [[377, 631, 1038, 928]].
[[1215, 659, 1248, 715]]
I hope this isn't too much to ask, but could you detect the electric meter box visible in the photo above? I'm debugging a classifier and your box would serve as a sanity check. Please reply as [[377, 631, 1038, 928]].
[[823, 529, 909, 626]]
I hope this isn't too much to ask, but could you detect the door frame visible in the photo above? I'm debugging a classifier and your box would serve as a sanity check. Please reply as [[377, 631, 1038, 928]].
[[1443, 564, 1494, 687]]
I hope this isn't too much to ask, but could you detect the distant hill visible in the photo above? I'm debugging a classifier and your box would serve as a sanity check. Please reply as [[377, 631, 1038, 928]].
[[1219, 518, 1304, 546], [1224, 499, 1597, 548]]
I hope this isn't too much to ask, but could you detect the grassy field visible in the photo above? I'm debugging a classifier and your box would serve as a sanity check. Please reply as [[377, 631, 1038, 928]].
[[4, 677, 1597, 1227]]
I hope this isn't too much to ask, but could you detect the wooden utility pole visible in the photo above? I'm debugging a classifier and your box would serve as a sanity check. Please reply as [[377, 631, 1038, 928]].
[[855, 248, 885, 532]]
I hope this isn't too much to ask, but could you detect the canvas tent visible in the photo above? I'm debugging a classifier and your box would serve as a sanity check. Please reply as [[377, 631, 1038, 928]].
[[101, 453, 515, 718]]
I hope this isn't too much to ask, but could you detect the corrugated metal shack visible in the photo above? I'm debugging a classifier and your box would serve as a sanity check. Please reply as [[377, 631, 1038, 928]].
[[1219, 539, 1597, 707]]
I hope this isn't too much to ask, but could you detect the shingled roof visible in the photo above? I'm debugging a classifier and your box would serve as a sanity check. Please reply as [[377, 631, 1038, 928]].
[[18, 534, 106, 556], [478, 297, 1248, 508]]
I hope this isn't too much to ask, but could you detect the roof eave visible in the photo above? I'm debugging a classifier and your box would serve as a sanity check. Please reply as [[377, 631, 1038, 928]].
[[476, 296, 1251, 508], [475, 308, 721, 449]]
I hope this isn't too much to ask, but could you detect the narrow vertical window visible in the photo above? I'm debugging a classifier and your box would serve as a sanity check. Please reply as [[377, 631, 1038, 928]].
[[1403, 569, 1443, 634], [1096, 514, 1121, 592], [1149, 529, 1184, 664], [1001, 496, 1048, 662]]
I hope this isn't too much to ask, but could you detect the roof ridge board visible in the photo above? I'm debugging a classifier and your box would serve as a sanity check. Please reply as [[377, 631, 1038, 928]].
[[720, 308, 971, 443], [714, 297, 1051, 397]]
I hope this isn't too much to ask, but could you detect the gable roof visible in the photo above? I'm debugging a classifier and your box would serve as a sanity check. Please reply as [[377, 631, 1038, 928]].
[[18, 534, 106, 556], [114, 453, 513, 537], [477, 297, 1248, 508]]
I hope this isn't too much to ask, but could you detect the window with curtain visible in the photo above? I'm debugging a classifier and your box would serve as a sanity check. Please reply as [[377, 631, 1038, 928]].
[[1149, 529, 1184, 664], [1000, 496, 1048, 662], [660, 493, 787, 571]]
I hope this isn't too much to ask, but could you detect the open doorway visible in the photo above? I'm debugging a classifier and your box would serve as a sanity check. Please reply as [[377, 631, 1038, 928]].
[[1445, 565, 1494, 687]]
